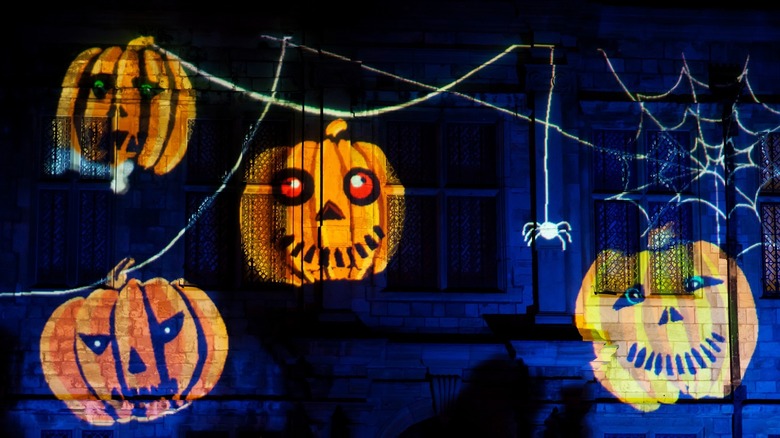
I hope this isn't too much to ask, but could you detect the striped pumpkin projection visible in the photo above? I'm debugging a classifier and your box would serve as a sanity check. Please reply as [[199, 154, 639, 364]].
[[40, 258, 228, 425], [56, 36, 195, 194], [240, 119, 405, 285], [575, 237, 757, 412]]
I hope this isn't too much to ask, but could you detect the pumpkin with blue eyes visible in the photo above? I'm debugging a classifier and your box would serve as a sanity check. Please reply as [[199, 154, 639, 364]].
[[239, 119, 405, 285], [56, 36, 196, 194], [575, 240, 757, 412], [39, 258, 228, 425]]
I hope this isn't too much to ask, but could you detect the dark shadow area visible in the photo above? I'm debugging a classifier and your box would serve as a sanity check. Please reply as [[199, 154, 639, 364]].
[[542, 385, 590, 438], [0, 326, 23, 435], [399, 357, 545, 438]]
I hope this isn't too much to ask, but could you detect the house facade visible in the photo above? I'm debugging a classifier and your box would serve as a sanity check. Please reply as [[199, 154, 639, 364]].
[[2, 1, 780, 436]]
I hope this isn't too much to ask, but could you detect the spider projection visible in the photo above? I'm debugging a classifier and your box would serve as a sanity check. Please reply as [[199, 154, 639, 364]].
[[8, 37, 778, 296]]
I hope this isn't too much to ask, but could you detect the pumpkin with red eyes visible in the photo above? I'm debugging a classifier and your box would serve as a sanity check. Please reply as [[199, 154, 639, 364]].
[[575, 238, 758, 412], [39, 258, 228, 425], [56, 36, 196, 194], [240, 119, 405, 285]]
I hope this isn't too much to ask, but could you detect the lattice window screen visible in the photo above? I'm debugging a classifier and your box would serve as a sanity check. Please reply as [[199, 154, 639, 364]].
[[386, 195, 437, 290], [762, 202, 780, 296], [593, 130, 637, 192], [36, 189, 69, 283], [447, 196, 497, 289], [761, 132, 780, 193], [647, 130, 691, 193], [77, 190, 111, 283], [41, 431, 72, 438], [83, 431, 114, 438]]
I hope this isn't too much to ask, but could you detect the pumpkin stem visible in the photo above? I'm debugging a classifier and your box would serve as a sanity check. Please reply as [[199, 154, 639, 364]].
[[107, 257, 135, 289]]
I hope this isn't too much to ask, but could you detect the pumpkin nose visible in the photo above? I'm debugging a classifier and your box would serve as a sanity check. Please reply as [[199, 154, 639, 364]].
[[316, 200, 345, 221], [107, 104, 129, 118], [658, 307, 684, 325], [128, 347, 147, 374]]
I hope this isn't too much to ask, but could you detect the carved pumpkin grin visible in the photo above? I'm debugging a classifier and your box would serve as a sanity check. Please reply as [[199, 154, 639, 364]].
[[278, 224, 386, 272], [624, 331, 726, 377]]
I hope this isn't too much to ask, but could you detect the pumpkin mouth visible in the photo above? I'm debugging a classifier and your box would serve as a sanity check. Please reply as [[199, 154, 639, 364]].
[[110, 380, 185, 417], [279, 225, 386, 269], [622, 331, 726, 376]]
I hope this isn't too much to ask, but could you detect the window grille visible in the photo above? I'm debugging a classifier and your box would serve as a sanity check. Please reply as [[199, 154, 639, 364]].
[[384, 119, 500, 292], [592, 129, 694, 296]]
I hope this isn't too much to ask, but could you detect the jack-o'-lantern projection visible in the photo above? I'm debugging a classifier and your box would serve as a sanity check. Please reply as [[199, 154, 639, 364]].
[[240, 119, 405, 285], [39, 258, 228, 425], [575, 229, 757, 412], [56, 36, 196, 194]]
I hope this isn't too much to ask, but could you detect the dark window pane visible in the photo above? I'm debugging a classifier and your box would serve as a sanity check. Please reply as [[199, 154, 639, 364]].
[[446, 196, 497, 290], [646, 130, 691, 193], [243, 120, 292, 184], [762, 202, 780, 296], [77, 190, 112, 283], [36, 189, 69, 285], [41, 431, 72, 438], [386, 195, 438, 290], [761, 132, 780, 193], [185, 191, 237, 288], [445, 123, 497, 187], [385, 121, 437, 187], [186, 119, 232, 184], [593, 130, 637, 192]]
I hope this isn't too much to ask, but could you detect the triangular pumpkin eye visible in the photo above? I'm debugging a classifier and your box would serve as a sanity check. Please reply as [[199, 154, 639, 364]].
[[78, 334, 112, 355], [684, 275, 723, 293], [154, 311, 184, 344]]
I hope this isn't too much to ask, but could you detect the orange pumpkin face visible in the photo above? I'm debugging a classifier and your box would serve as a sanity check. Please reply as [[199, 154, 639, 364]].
[[575, 239, 758, 412], [56, 36, 196, 194], [240, 119, 405, 285], [39, 260, 228, 425]]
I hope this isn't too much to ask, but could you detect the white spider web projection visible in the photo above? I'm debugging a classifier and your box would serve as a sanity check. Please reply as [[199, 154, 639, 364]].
[[589, 49, 776, 257]]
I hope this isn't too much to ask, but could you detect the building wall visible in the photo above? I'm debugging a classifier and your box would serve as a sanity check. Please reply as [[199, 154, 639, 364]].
[[2, 1, 780, 437]]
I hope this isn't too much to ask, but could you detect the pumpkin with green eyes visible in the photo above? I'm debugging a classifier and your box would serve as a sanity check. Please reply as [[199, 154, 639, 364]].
[[39, 258, 228, 425], [56, 36, 196, 194], [240, 119, 405, 285], [575, 239, 758, 412]]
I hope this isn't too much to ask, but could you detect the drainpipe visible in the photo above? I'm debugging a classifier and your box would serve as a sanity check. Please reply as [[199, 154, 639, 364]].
[[710, 63, 744, 438]]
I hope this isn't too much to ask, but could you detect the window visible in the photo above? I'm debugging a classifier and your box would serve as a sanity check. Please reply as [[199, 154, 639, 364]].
[[382, 117, 501, 292], [182, 118, 239, 289], [760, 132, 780, 297], [592, 129, 695, 295], [35, 116, 113, 287]]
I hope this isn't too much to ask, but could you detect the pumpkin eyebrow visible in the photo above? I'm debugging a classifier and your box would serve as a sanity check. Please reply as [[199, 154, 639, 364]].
[[683, 275, 723, 293], [612, 285, 645, 311]]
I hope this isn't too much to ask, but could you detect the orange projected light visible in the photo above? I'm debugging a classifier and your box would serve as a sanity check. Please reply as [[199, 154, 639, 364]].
[[240, 119, 405, 286], [56, 36, 196, 194], [575, 237, 757, 412], [39, 259, 228, 425]]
